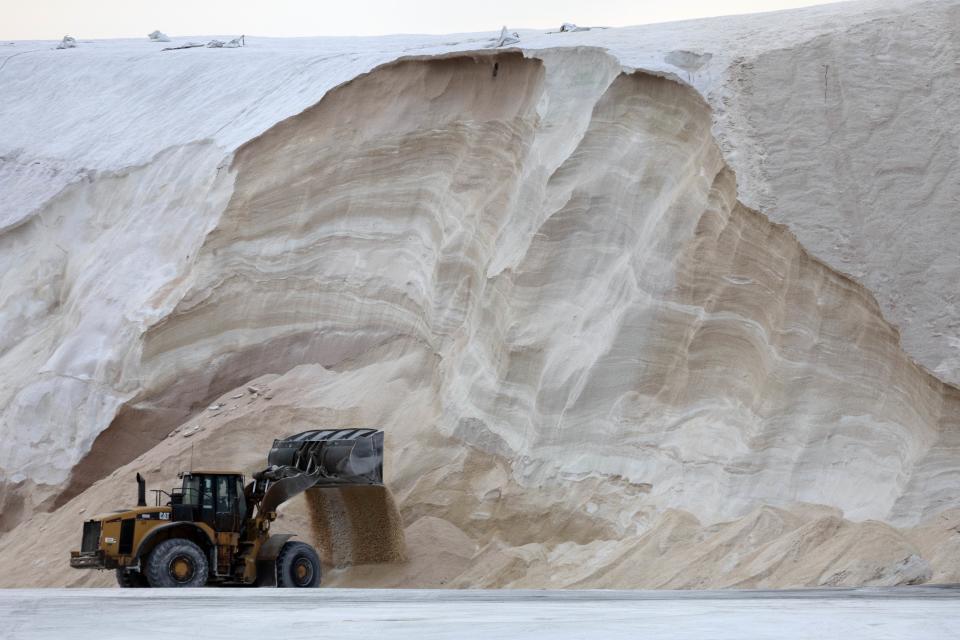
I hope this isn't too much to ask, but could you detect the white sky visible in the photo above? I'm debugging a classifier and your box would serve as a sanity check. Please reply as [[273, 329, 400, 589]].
[[2, 0, 844, 40]]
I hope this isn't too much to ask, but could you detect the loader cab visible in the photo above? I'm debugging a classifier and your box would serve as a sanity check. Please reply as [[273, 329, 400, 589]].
[[171, 471, 247, 532]]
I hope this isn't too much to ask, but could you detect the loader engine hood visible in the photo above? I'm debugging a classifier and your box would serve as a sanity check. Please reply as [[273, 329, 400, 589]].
[[89, 506, 171, 522]]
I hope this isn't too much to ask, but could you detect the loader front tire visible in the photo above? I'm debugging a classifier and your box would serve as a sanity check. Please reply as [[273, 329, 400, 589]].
[[276, 541, 321, 588], [116, 568, 149, 588], [145, 538, 209, 588]]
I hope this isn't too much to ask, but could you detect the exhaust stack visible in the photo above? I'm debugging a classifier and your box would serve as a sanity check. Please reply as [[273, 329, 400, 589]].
[[136, 473, 146, 507]]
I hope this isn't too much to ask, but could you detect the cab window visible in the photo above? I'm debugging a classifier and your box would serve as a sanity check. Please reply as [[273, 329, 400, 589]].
[[217, 475, 232, 512], [200, 476, 214, 509], [235, 477, 247, 521], [182, 476, 200, 505]]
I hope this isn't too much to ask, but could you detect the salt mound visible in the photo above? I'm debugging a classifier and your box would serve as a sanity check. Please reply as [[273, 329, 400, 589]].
[[2, 0, 960, 589], [0, 367, 955, 588]]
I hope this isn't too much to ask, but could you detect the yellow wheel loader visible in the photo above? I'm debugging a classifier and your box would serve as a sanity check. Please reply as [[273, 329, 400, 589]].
[[69, 429, 384, 588]]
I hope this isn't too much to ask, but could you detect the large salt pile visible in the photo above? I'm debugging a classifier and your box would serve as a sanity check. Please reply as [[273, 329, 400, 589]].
[[1, 0, 959, 588]]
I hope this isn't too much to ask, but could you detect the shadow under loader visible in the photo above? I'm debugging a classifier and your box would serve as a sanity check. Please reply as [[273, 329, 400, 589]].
[[69, 429, 384, 588]]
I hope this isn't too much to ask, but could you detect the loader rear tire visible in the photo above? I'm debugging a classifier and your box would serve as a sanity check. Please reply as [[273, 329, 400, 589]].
[[116, 568, 149, 588], [145, 538, 209, 588], [276, 541, 321, 588]]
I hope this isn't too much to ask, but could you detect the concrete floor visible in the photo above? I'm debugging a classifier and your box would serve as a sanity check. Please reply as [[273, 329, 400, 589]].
[[2, 586, 958, 639]]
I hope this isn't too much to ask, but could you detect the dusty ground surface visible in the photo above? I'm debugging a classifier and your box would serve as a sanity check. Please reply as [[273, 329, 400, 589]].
[[3, 587, 959, 640]]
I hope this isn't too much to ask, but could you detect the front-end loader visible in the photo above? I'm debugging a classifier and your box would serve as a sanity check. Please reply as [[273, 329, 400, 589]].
[[69, 428, 384, 587]]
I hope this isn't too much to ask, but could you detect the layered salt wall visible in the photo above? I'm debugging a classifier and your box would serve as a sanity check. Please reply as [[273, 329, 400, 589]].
[[1, 0, 959, 588]]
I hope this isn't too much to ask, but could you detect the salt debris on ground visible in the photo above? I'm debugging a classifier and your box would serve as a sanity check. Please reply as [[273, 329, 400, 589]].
[[207, 36, 245, 48], [495, 26, 520, 47], [182, 425, 202, 438], [163, 36, 245, 51], [148, 30, 171, 43], [162, 41, 205, 51], [55, 36, 76, 49]]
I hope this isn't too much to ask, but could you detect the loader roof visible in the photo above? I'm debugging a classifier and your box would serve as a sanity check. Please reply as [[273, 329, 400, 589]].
[[182, 469, 243, 476]]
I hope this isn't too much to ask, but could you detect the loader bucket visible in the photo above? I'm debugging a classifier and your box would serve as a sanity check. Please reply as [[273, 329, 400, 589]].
[[267, 429, 384, 487]]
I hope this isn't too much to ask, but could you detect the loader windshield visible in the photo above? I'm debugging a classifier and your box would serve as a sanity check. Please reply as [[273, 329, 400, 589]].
[[181, 475, 199, 505], [180, 474, 214, 507], [216, 476, 232, 512], [175, 473, 246, 532]]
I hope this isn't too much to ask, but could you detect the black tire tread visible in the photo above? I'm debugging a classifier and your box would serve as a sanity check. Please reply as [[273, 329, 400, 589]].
[[145, 538, 209, 588], [275, 541, 321, 588], [115, 568, 149, 588]]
